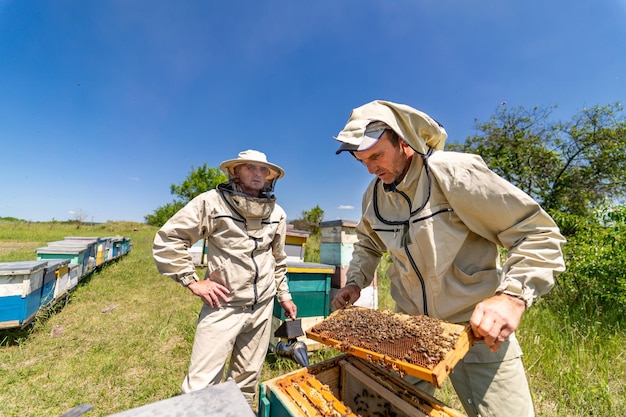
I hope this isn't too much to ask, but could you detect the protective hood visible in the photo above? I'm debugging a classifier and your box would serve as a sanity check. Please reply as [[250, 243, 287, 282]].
[[218, 182, 276, 236], [334, 100, 448, 155]]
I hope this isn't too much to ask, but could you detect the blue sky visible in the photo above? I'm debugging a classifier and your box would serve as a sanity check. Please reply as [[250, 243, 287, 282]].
[[1, 1, 625, 224]]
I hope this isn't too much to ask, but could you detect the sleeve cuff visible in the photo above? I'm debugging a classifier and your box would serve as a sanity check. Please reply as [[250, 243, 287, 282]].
[[496, 280, 534, 308]]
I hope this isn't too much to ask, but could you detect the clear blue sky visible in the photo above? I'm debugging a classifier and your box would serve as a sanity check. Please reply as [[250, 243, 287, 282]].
[[1, 1, 624, 224]]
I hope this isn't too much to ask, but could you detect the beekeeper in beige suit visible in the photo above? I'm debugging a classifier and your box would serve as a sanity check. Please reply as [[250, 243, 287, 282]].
[[331, 100, 566, 417], [153, 150, 297, 407]]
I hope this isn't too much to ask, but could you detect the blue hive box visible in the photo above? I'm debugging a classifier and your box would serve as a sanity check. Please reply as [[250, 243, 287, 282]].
[[40, 259, 71, 307], [0, 261, 47, 329]]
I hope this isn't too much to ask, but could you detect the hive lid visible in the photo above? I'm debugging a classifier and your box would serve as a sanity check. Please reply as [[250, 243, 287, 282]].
[[0, 260, 48, 276], [46, 240, 90, 248], [63, 236, 100, 242], [286, 261, 336, 274], [36, 246, 86, 255], [305, 306, 475, 388]]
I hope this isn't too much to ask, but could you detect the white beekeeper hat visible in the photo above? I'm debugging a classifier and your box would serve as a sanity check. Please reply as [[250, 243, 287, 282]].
[[220, 149, 285, 180]]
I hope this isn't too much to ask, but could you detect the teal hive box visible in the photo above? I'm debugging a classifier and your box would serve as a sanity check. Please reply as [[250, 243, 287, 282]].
[[47, 239, 95, 275], [120, 237, 132, 255], [0, 261, 47, 329], [272, 262, 334, 320], [36, 245, 88, 277]]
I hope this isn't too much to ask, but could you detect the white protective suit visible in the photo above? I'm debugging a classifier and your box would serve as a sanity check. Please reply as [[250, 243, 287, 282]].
[[153, 180, 292, 405]]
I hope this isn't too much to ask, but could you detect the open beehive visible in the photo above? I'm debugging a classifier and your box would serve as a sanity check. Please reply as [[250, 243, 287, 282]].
[[306, 307, 474, 388], [259, 354, 465, 417]]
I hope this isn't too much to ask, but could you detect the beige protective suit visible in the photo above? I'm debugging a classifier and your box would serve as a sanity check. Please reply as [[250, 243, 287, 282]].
[[153, 182, 292, 405], [335, 100, 566, 417]]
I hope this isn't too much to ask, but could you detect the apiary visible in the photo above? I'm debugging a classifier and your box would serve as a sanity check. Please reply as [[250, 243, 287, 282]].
[[259, 354, 465, 417], [306, 307, 474, 388]]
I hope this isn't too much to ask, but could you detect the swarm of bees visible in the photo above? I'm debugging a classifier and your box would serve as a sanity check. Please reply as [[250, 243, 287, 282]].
[[309, 307, 461, 369]]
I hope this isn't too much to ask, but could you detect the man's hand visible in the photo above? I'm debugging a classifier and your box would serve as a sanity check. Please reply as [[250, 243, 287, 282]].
[[331, 284, 361, 310], [280, 300, 298, 319], [187, 280, 230, 308], [470, 293, 526, 352]]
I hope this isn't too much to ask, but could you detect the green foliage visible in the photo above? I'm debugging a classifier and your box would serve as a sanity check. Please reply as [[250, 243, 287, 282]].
[[169, 163, 227, 202], [291, 205, 324, 234], [448, 102, 626, 216], [144, 164, 227, 227], [303, 205, 324, 233], [547, 204, 626, 327], [376, 252, 394, 311], [303, 230, 320, 263], [0, 216, 27, 223], [144, 200, 186, 227]]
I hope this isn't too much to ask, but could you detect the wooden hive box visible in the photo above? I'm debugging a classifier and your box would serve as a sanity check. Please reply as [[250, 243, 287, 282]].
[[259, 354, 465, 417]]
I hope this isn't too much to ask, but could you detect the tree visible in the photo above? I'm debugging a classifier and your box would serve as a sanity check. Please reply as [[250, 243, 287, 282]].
[[70, 209, 89, 229], [290, 206, 325, 233], [169, 164, 227, 202], [302, 205, 324, 233], [290, 205, 324, 263], [144, 200, 186, 227], [448, 102, 626, 216], [145, 164, 227, 227]]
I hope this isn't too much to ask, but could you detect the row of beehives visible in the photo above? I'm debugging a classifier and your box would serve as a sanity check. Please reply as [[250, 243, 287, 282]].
[[0, 236, 132, 330]]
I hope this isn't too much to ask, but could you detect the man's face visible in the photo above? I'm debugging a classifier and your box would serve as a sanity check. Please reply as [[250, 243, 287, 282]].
[[235, 163, 271, 196], [353, 132, 411, 184]]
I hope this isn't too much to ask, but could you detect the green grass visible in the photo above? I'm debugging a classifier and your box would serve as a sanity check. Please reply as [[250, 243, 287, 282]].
[[518, 306, 625, 416], [0, 220, 624, 416]]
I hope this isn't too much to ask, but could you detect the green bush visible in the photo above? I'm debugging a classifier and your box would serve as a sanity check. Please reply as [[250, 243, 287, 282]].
[[548, 207, 626, 328]]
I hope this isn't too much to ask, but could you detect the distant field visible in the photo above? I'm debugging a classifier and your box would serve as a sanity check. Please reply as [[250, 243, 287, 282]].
[[0, 241, 39, 256]]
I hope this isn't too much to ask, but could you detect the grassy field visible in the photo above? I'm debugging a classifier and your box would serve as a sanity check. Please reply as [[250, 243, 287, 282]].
[[0, 220, 624, 416]]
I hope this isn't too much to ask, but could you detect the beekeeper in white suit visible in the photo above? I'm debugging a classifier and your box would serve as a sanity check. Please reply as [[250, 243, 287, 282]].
[[154, 149, 297, 407]]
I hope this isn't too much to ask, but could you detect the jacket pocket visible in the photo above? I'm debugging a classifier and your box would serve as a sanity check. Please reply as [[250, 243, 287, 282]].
[[207, 257, 232, 289], [452, 262, 498, 285]]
